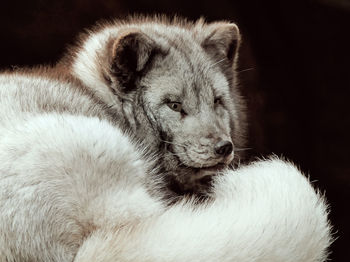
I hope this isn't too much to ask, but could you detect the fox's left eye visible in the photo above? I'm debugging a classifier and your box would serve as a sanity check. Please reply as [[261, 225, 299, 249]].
[[214, 97, 222, 106]]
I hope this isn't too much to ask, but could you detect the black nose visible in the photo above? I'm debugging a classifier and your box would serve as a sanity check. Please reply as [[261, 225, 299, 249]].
[[214, 140, 233, 156]]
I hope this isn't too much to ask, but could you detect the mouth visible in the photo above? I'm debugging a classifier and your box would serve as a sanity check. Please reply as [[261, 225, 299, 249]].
[[167, 160, 232, 196], [193, 163, 227, 173], [180, 163, 229, 183], [170, 163, 228, 195], [183, 150, 235, 171], [175, 153, 234, 175]]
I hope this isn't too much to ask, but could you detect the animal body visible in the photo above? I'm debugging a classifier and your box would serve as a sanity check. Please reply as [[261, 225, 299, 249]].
[[0, 16, 332, 261]]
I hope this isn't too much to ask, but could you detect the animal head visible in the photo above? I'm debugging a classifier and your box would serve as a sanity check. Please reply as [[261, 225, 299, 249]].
[[69, 16, 247, 195]]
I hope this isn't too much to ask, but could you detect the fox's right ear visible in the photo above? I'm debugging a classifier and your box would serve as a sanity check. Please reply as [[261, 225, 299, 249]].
[[108, 31, 163, 92]]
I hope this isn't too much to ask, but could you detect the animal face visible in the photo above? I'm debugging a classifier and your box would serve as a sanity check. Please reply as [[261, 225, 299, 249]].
[[71, 17, 247, 194], [142, 50, 235, 170]]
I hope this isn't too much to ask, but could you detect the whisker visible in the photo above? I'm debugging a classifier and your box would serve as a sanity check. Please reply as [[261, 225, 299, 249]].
[[237, 156, 241, 167], [234, 147, 252, 152], [169, 152, 188, 157], [160, 139, 201, 157], [209, 58, 226, 68], [237, 67, 254, 73], [160, 139, 186, 148]]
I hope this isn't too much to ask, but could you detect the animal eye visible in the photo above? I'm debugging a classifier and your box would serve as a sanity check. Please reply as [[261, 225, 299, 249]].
[[167, 102, 182, 112], [214, 97, 222, 106]]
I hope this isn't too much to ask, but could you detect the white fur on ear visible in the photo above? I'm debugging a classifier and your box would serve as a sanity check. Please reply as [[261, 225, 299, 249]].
[[200, 22, 241, 62], [74, 158, 332, 262]]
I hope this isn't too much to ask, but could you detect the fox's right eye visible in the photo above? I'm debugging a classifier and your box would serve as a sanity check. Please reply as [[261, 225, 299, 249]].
[[167, 102, 187, 116], [167, 102, 182, 112]]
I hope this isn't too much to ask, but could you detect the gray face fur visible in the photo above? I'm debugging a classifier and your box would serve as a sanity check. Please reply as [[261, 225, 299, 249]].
[[71, 17, 247, 197]]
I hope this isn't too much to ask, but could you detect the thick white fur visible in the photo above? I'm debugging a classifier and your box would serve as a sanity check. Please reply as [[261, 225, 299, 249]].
[[0, 78, 331, 260], [0, 76, 332, 261], [0, 111, 163, 261], [73, 159, 331, 262]]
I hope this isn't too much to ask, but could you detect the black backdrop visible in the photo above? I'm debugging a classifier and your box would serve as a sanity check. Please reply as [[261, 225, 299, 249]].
[[1, 0, 349, 260]]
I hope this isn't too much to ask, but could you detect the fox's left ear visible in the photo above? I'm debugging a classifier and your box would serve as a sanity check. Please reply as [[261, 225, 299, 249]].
[[200, 22, 241, 65]]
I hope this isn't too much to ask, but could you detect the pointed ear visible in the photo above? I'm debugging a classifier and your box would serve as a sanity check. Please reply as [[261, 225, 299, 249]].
[[110, 31, 160, 92], [201, 22, 241, 64]]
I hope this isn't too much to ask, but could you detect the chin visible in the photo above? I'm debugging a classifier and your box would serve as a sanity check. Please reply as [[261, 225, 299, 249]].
[[164, 161, 231, 199]]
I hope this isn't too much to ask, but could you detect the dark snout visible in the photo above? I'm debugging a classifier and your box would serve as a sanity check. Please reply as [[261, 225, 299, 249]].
[[214, 140, 233, 156]]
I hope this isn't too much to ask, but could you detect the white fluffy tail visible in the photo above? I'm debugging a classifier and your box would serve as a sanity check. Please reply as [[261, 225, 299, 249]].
[[74, 159, 332, 262]]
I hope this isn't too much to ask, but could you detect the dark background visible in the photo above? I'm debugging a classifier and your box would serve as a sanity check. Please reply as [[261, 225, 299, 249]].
[[1, 0, 349, 260]]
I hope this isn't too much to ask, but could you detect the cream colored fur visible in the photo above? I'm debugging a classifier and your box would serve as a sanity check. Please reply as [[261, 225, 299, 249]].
[[0, 74, 332, 261], [73, 159, 332, 262], [0, 16, 332, 261]]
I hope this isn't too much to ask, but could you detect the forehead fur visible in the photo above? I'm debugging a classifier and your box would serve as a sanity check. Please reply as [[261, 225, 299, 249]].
[[70, 14, 240, 63], [91, 14, 235, 38], [70, 15, 236, 101]]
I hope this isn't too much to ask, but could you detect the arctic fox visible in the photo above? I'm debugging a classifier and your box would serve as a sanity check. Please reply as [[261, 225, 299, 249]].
[[60, 16, 247, 197], [0, 16, 332, 261]]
